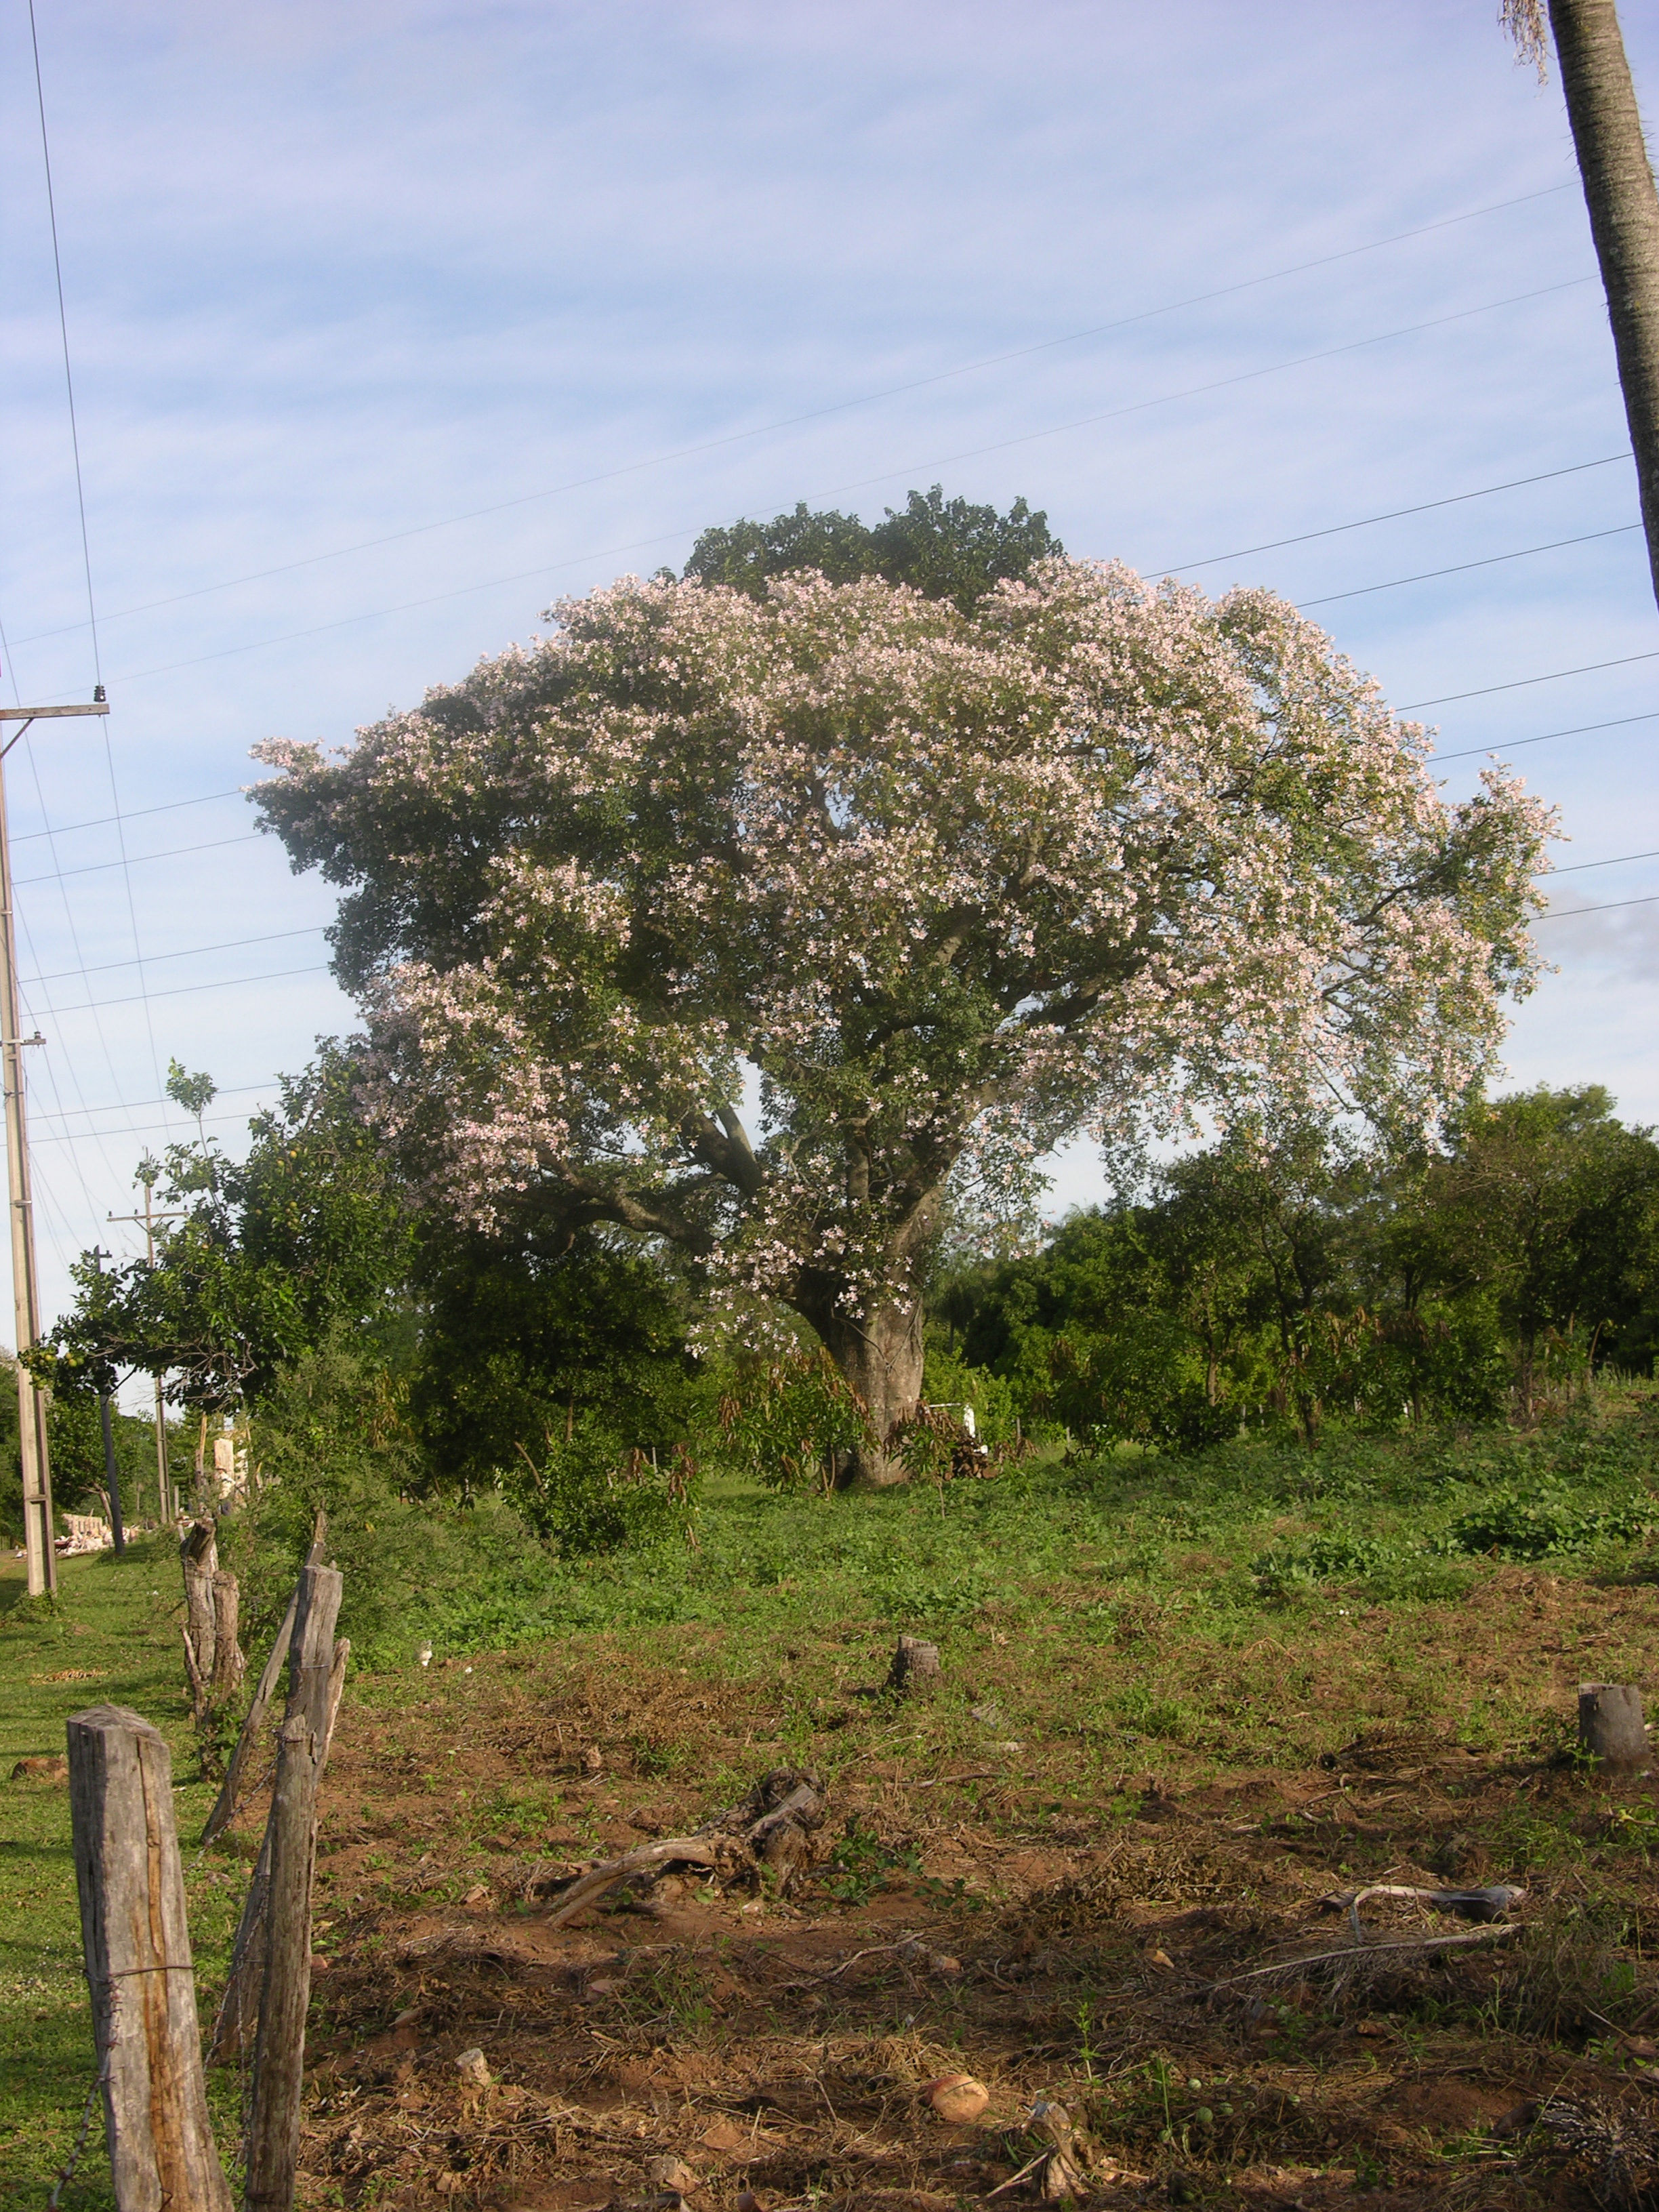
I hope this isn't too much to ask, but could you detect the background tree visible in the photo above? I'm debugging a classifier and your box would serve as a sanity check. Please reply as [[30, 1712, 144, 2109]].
[[1414, 1084, 1659, 1411], [43, 1047, 413, 1420], [1504, 0, 1659, 609], [253, 493, 1550, 1479], [949, 1086, 1659, 1446], [408, 1228, 695, 1497]]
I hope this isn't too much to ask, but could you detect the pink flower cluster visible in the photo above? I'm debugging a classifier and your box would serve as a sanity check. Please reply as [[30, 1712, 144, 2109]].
[[253, 558, 1552, 1335]]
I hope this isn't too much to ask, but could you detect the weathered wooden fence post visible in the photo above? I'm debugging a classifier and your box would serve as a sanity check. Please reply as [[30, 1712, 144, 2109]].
[[242, 1713, 324, 2211], [201, 1513, 327, 1852], [213, 1563, 344, 2065], [66, 1703, 232, 2211], [241, 1561, 345, 2211]]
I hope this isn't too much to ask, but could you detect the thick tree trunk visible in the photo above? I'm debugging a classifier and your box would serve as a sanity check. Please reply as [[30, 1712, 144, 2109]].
[[1549, 0, 1659, 609], [820, 1299, 925, 1486]]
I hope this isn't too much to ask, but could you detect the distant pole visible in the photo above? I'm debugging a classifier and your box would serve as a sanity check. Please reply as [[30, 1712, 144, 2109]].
[[0, 699, 109, 1597], [89, 1248, 125, 1555], [109, 1183, 184, 1524]]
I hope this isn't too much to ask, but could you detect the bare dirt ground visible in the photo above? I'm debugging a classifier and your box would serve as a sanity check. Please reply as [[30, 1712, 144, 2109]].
[[269, 1634, 1659, 2212]]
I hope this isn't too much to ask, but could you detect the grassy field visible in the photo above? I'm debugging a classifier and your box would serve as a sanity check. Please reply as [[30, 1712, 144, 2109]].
[[9, 1389, 1659, 2208]]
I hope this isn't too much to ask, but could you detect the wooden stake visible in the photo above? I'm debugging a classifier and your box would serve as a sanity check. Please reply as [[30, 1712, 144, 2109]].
[[243, 1713, 323, 2212], [180, 1519, 218, 1702], [209, 1570, 245, 1700], [211, 1565, 345, 2062], [201, 1584, 300, 1849], [66, 1704, 232, 2211], [241, 1610, 348, 2202]]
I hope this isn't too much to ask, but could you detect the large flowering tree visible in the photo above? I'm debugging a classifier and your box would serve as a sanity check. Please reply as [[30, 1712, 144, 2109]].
[[253, 544, 1551, 1479]]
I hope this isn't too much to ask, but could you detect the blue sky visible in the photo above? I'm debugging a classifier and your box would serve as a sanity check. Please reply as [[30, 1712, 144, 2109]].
[[2, 0, 1656, 1345]]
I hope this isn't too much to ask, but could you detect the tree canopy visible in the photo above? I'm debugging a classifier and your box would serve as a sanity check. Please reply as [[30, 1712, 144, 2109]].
[[252, 492, 1551, 1476]]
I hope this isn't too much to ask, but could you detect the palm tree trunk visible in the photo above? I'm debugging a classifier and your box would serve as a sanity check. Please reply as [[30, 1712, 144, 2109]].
[[1549, 0, 1659, 611]]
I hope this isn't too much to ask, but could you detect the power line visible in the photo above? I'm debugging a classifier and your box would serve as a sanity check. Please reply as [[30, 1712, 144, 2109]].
[[26, 0, 100, 687], [1433, 710, 1658, 762], [9, 180, 1576, 653], [41, 961, 331, 1015], [10, 785, 247, 846], [1155, 453, 1632, 572], [25, 4, 170, 1133], [1300, 523, 1641, 609], [1544, 848, 1659, 875], [31, 1078, 279, 1126], [22, 924, 326, 988], [49, 272, 1595, 699], [1535, 895, 1659, 921], [15, 831, 262, 886], [1399, 651, 1659, 711], [33, 1103, 280, 1150]]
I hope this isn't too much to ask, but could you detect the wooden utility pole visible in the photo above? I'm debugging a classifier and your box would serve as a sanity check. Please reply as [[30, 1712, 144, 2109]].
[[66, 1702, 233, 2210], [0, 699, 108, 1597], [109, 1184, 184, 1523], [88, 1248, 125, 1552]]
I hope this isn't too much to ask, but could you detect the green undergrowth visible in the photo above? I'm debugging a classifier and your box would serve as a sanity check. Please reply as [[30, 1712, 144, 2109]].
[[0, 1538, 242, 2207], [388, 1383, 1659, 1662], [5, 1386, 1659, 2199]]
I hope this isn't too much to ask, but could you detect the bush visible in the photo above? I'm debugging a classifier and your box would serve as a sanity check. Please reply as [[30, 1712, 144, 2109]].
[[713, 1347, 871, 1493], [505, 1414, 697, 1555], [1443, 1483, 1657, 1559]]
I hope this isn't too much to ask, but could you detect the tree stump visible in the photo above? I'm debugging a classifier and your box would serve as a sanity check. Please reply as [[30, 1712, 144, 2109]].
[[66, 1704, 232, 2211], [888, 1636, 941, 1695], [1579, 1682, 1649, 1769]]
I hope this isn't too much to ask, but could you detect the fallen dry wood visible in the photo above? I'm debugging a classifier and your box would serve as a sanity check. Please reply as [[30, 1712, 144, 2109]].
[[1196, 1921, 1523, 1993], [1319, 1881, 1526, 1922], [541, 1839, 723, 1929], [536, 1766, 825, 1926]]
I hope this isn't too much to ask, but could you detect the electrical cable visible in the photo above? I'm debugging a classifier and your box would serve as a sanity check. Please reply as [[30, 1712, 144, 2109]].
[[30, 1078, 279, 1126], [42, 272, 1597, 699], [1534, 895, 1659, 921], [1432, 710, 1658, 762], [10, 179, 1576, 653], [16, 734, 158, 1169], [1153, 453, 1632, 571], [25, 3, 171, 1134], [11, 787, 247, 845], [1299, 523, 1641, 609], [23, 924, 326, 989], [27, 0, 99, 689], [15, 832, 262, 887], [1399, 650, 1659, 711], [0, 610, 142, 1208], [44, 962, 331, 1016], [1544, 848, 1659, 876]]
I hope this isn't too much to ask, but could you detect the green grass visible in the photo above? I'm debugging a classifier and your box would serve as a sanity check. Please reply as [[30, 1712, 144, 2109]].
[[0, 1537, 243, 2209], [5, 1384, 1659, 2201]]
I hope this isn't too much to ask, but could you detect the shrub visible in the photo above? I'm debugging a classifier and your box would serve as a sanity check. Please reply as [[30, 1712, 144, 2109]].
[[506, 1415, 696, 1555], [1443, 1483, 1657, 1559]]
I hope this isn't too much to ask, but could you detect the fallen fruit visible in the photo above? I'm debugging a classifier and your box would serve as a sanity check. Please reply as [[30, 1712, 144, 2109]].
[[926, 2073, 990, 2123]]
